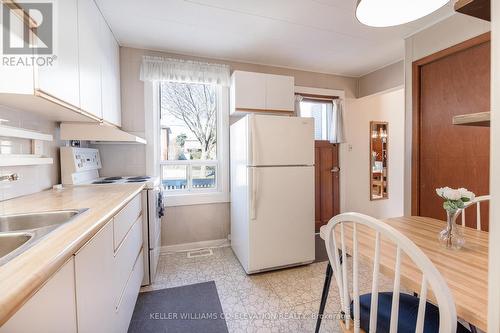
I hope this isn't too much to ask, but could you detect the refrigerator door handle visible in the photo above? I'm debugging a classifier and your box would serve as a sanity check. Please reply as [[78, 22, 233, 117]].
[[250, 168, 258, 220], [250, 116, 257, 165]]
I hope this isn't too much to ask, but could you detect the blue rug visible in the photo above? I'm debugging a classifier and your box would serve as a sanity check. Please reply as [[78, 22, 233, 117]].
[[128, 281, 229, 333]]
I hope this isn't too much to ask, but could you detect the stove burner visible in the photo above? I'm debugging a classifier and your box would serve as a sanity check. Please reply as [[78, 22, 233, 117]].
[[103, 177, 123, 181], [92, 180, 115, 184], [126, 180, 145, 183], [127, 176, 150, 180]]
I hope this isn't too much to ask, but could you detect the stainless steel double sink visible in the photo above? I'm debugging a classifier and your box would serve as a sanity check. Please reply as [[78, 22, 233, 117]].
[[0, 209, 88, 266]]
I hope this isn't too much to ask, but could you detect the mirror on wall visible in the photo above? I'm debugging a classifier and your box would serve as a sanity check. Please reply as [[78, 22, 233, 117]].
[[370, 121, 388, 201]]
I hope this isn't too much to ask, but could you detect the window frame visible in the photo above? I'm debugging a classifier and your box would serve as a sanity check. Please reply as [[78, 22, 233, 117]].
[[156, 82, 230, 207]]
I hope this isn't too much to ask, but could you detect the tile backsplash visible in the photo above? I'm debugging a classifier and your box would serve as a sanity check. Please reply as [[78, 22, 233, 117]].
[[90, 142, 146, 177], [0, 106, 62, 202]]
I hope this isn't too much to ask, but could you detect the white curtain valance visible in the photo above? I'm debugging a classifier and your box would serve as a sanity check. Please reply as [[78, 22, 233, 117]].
[[140, 56, 231, 86]]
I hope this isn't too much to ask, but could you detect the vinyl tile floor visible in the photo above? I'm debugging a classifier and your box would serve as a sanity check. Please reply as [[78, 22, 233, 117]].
[[141, 246, 397, 333]]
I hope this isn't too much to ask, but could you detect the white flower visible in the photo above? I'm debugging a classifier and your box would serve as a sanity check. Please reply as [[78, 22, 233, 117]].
[[458, 188, 476, 201], [442, 188, 462, 201], [436, 187, 452, 198]]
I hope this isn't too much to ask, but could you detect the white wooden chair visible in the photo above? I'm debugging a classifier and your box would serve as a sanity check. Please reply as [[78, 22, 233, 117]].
[[459, 195, 491, 230], [320, 212, 466, 333]]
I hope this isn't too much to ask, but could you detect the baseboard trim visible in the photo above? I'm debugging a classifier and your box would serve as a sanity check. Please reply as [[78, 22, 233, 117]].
[[160, 238, 230, 253]]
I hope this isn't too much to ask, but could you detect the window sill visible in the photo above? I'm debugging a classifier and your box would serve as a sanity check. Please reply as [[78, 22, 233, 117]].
[[163, 192, 230, 207]]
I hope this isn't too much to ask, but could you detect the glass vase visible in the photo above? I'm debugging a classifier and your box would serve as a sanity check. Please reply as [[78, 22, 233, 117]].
[[438, 210, 465, 250]]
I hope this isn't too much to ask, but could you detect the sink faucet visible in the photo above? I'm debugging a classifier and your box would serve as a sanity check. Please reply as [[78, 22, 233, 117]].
[[0, 173, 19, 182]]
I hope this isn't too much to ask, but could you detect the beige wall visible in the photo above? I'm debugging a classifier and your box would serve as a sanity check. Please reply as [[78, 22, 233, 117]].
[[0, 106, 61, 202], [162, 203, 230, 246], [358, 60, 404, 98], [403, 14, 490, 214], [343, 88, 405, 218], [118, 46, 359, 247]]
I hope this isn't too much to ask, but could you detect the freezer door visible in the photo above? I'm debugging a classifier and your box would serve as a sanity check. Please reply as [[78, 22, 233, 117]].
[[249, 115, 314, 166], [248, 166, 315, 272]]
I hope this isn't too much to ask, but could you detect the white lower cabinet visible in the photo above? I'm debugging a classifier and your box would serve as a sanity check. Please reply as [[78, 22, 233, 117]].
[[75, 221, 115, 333], [75, 194, 144, 333], [1, 195, 143, 333], [114, 215, 143, 308], [0, 258, 77, 333], [115, 250, 144, 333]]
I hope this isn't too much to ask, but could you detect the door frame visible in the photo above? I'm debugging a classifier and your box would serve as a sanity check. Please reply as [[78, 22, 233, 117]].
[[411, 32, 491, 215]]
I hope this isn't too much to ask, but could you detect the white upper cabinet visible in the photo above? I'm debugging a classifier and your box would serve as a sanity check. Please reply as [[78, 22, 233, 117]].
[[35, 0, 80, 108], [101, 17, 122, 127], [77, 0, 103, 119], [0, 0, 122, 123], [0, 1, 121, 125], [265, 74, 295, 111], [231, 71, 267, 111], [230, 71, 295, 114], [0, 6, 34, 94]]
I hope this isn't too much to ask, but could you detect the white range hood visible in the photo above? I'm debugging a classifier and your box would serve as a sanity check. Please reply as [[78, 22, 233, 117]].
[[60, 123, 146, 144]]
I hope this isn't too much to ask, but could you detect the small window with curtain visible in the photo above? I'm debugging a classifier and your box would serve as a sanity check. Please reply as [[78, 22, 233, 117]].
[[297, 94, 344, 143], [299, 98, 332, 140], [141, 56, 230, 205]]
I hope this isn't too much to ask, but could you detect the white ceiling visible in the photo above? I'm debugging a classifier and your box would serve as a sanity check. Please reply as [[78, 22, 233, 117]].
[[95, 0, 454, 77]]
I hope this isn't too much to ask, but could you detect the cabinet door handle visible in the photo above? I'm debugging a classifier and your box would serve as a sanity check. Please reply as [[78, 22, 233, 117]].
[[331, 167, 340, 173]]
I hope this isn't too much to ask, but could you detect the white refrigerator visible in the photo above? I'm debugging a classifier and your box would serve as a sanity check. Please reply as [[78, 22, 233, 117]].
[[230, 114, 315, 274]]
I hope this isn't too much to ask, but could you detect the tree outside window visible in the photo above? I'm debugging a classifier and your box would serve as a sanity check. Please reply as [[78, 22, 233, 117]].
[[160, 82, 219, 191]]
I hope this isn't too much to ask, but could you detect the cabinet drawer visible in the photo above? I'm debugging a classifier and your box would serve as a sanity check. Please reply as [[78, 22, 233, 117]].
[[114, 215, 143, 307], [115, 249, 144, 333], [114, 194, 142, 250]]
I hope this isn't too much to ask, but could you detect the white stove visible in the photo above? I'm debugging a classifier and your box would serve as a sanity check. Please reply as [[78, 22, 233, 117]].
[[78, 175, 160, 189], [60, 147, 163, 286]]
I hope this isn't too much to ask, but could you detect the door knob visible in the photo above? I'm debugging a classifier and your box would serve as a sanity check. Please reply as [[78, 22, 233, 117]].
[[331, 167, 340, 173]]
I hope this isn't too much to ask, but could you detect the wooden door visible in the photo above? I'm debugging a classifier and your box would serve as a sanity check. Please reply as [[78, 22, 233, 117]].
[[412, 33, 490, 230], [315, 141, 340, 232]]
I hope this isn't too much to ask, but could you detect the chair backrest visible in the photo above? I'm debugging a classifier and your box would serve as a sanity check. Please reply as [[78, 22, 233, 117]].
[[459, 195, 491, 230], [323, 212, 457, 333]]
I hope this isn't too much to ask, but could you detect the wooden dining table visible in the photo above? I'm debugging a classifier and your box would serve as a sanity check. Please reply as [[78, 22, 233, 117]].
[[319, 216, 488, 331]]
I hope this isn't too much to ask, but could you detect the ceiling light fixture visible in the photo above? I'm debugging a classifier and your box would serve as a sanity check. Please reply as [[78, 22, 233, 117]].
[[355, 0, 450, 27]]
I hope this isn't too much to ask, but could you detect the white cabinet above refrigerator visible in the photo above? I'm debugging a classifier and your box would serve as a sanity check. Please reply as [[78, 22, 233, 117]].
[[230, 71, 295, 115]]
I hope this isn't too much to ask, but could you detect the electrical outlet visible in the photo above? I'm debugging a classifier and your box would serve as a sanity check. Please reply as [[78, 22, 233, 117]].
[[348, 144, 353, 152]]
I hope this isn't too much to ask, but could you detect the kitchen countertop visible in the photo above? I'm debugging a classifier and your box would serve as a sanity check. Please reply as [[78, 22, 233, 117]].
[[0, 184, 145, 326]]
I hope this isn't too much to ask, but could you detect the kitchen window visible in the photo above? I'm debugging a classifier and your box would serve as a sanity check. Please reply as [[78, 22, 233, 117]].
[[159, 81, 229, 203], [299, 98, 332, 141]]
